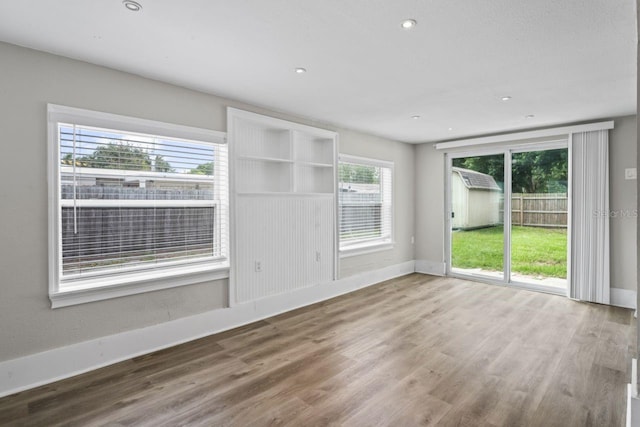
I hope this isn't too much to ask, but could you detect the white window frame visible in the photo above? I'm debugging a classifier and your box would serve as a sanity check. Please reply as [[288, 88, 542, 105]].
[[338, 154, 394, 257], [47, 104, 229, 308]]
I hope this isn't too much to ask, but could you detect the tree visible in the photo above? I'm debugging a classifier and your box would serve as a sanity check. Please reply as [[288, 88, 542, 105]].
[[190, 162, 214, 175], [339, 164, 379, 184], [453, 149, 567, 193], [154, 155, 174, 173], [453, 156, 504, 188], [64, 142, 153, 171], [511, 149, 567, 193]]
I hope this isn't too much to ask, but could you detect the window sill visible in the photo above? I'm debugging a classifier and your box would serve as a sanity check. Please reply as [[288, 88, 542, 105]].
[[50, 264, 229, 308], [339, 241, 395, 258]]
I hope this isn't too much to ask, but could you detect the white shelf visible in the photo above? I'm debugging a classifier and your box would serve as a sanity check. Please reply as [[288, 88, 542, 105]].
[[231, 110, 336, 196], [237, 155, 293, 164], [296, 160, 333, 168]]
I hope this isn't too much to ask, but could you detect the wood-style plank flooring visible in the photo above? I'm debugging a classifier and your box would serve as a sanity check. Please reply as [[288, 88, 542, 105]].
[[0, 274, 635, 426]]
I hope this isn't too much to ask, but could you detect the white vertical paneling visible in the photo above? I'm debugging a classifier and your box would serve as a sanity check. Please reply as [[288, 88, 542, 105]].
[[235, 195, 334, 302], [236, 159, 292, 193], [295, 165, 334, 194], [293, 132, 334, 164], [570, 129, 610, 304], [234, 121, 291, 160]]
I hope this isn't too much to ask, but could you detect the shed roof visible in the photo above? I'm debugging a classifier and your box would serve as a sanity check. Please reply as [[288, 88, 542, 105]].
[[452, 167, 501, 191]]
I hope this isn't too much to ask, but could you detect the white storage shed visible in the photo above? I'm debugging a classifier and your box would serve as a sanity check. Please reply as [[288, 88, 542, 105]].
[[451, 167, 501, 230]]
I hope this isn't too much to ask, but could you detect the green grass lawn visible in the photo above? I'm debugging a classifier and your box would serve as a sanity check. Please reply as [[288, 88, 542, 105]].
[[452, 226, 567, 278]]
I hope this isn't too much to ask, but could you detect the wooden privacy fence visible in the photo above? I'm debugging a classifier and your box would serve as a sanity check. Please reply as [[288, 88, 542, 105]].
[[338, 191, 382, 237], [60, 185, 218, 273], [498, 193, 567, 228]]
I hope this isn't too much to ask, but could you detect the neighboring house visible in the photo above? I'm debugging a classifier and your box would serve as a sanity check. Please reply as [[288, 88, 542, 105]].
[[451, 167, 502, 230], [60, 168, 214, 192]]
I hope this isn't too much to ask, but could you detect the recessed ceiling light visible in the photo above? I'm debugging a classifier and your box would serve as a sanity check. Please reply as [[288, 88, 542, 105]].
[[448, 127, 453, 131], [501, 96, 512, 101], [401, 19, 417, 29], [123, 0, 142, 11], [411, 115, 421, 120], [294, 67, 307, 74], [525, 114, 535, 119]]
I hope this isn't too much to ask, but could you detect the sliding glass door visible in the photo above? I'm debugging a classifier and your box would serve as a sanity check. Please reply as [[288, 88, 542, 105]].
[[510, 148, 568, 290], [447, 144, 568, 293], [450, 153, 505, 280]]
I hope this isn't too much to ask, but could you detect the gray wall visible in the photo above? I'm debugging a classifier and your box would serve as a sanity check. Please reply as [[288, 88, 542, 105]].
[[415, 115, 638, 291], [609, 116, 637, 290], [338, 128, 415, 277], [415, 144, 446, 266], [0, 42, 415, 362]]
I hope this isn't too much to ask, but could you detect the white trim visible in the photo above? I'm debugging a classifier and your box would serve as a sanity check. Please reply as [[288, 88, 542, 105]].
[[504, 151, 512, 282], [226, 107, 336, 139], [338, 153, 394, 169], [435, 121, 614, 150], [443, 154, 452, 275], [60, 166, 215, 182], [628, 358, 640, 427], [567, 134, 573, 299], [339, 241, 394, 258], [48, 108, 61, 309], [628, 384, 640, 427], [48, 104, 226, 143], [59, 199, 216, 208], [415, 259, 446, 276], [227, 109, 237, 307], [47, 104, 229, 307], [0, 260, 414, 398], [52, 267, 229, 308], [333, 134, 340, 281], [611, 288, 637, 309]]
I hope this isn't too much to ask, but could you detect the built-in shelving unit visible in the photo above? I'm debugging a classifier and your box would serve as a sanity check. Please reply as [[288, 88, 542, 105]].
[[228, 108, 338, 305], [233, 119, 336, 195]]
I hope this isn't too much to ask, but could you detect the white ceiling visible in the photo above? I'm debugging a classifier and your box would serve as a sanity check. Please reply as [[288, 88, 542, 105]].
[[0, 0, 636, 143]]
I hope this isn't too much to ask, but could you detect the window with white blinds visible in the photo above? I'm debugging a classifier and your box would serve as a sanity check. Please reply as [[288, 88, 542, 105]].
[[338, 155, 393, 253], [48, 105, 228, 306]]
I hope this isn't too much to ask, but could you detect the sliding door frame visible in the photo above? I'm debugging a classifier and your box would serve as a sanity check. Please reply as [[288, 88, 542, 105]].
[[445, 147, 508, 285], [445, 140, 569, 296]]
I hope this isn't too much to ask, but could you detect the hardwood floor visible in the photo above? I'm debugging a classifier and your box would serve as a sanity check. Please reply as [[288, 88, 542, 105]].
[[0, 274, 635, 426]]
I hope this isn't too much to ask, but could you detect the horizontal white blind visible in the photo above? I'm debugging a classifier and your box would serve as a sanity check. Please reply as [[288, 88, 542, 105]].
[[338, 159, 392, 248], [58, 123, 228, 283]]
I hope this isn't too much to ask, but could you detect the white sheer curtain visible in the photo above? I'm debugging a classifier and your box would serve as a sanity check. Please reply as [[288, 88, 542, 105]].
[[569, 129, 610, 304]]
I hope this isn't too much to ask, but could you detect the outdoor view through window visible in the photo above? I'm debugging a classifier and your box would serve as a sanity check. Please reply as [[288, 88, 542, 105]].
[[451, 148, 568, 290], [57, 124, 227, 286]]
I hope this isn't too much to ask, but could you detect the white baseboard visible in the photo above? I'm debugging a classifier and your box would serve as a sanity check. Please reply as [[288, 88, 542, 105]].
[[628, 359, 640, 427], [0, 260, 415, 398], [628, 384, 635, 427], [415, 259, 446, 276], [611, 288, 637, 310]]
